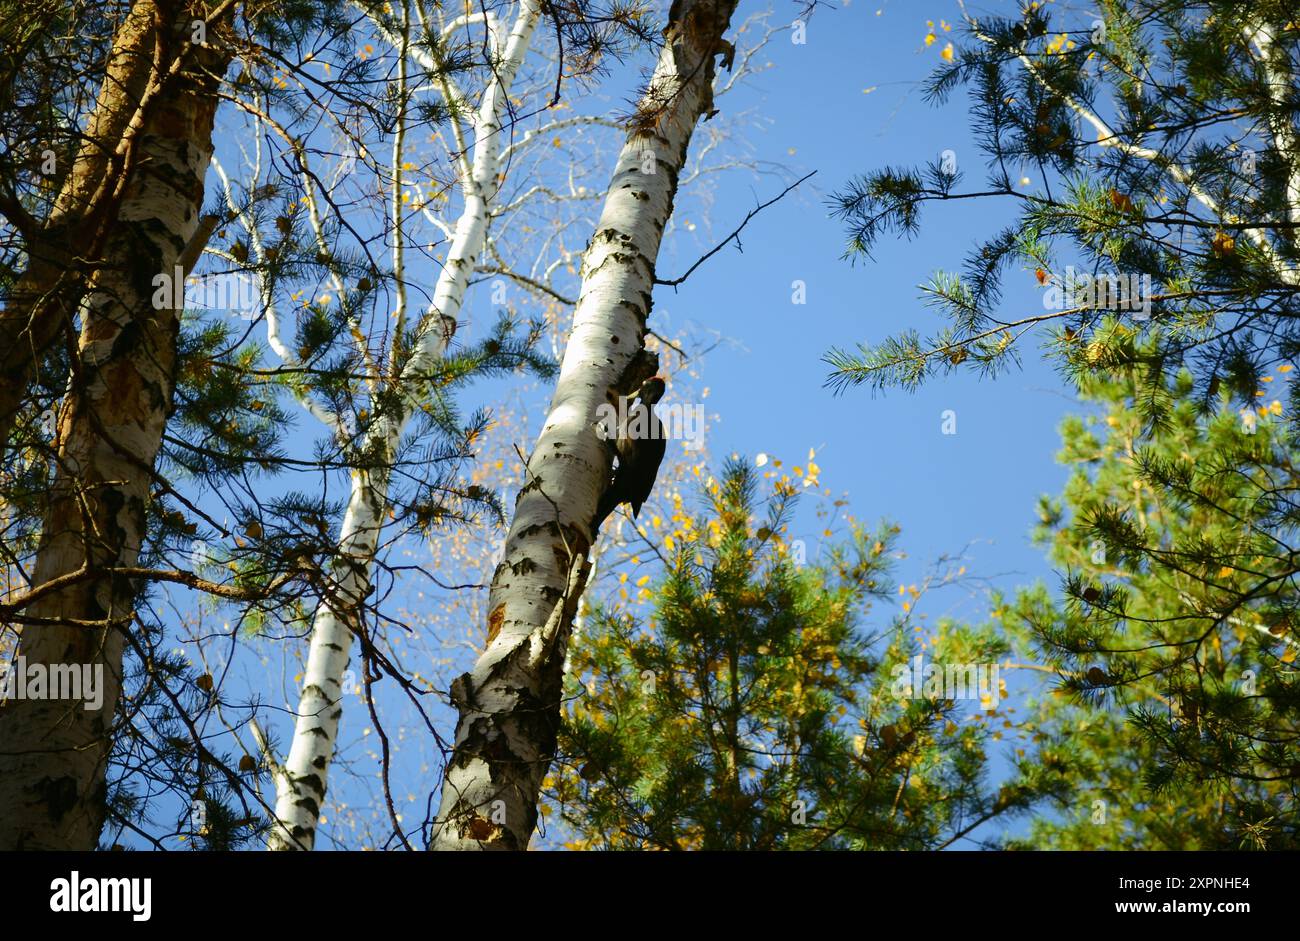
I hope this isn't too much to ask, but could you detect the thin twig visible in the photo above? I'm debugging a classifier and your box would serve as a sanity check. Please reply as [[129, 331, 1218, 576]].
[[656, 171, 817, 288]]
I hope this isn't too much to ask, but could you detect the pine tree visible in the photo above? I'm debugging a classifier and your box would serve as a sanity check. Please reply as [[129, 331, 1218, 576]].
[[545, 458, 1069, 849], [1002, 347, 1300, 849], [825, 1, 1300, 401], [818, 0, 1300, 851]]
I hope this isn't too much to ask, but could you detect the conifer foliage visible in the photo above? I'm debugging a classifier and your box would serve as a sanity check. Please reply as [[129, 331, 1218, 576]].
[[827, 1, 1300, 400], [1005, 353, 1300, 849], [547, 459, 1065, 849], [825, 0, 1300, 850]]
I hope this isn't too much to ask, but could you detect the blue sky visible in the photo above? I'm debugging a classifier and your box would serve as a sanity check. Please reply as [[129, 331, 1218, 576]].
[[665, 1, 1075, 601]]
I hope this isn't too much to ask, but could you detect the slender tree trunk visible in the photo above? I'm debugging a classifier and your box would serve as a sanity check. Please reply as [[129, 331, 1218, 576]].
[[267, 0, 541, 850], [429, 0, 738, 850], [1246, 18, 1300, 228], [0, 0, 205, 452], [0, 7, 229, 850]]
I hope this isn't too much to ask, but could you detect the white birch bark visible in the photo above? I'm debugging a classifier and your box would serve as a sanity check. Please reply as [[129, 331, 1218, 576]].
[[266, 0, 541, 850], [0, 7, 228, 850], [1, 0, 197, 452], [1245, 20, 1300, 230], [429, 0, 739, 850]]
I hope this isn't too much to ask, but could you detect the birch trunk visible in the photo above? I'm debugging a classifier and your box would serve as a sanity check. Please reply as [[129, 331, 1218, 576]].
[[1247, 19, 1300, 228], [266, 0, 541, 850], [0, 0, 200, 452], [0, 10, 228, 850], [429, 0, 738, 850]]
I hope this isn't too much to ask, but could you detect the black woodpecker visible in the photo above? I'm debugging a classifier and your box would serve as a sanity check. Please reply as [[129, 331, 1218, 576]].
[[593, 376, 667, 531]]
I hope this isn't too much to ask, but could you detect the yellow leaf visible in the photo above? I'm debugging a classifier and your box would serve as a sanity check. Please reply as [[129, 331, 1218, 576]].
[[1109, 189, 1135, 214]]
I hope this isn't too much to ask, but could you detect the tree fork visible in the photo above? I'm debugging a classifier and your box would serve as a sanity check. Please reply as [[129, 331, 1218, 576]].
[[0, 1, 226, 454]]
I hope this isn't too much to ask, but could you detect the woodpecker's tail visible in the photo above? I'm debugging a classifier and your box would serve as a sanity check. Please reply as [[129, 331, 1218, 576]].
[[592, 487, 619, 534]]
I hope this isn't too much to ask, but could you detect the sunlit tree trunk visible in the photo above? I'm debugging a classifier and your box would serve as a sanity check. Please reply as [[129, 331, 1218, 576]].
[[430, 0, 739, 850], [0, 0, 202, 451], [0, 5, 228, 851]]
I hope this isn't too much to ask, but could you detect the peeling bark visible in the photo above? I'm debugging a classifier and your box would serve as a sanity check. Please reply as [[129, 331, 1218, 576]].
[[0, 5, 229, 851], [0, 0, 207, 452], [429, 0, 739, 850]]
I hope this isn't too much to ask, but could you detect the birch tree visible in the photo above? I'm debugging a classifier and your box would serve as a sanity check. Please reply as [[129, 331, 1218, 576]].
[[0, 0, 778, 850], [0, 0, 368, 853], [140, 0, 668, 850], [431, 0, 742, 850], [0, 0, 179, 454], [243, 11, 783, 846], [0, 0, 235, 851], [258, 0, 547, 850]]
